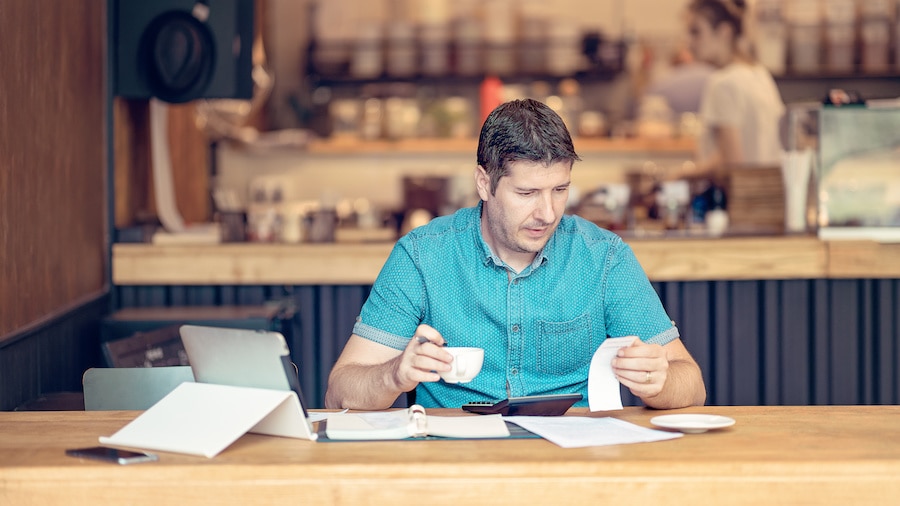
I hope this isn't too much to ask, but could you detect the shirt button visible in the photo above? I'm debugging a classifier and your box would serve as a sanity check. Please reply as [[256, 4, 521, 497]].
[[510, 368, 519, 375], [512, 324, 520, 332]]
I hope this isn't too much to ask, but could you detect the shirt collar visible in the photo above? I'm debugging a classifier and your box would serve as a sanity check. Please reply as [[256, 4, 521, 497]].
[[473, 201, 498, 267]]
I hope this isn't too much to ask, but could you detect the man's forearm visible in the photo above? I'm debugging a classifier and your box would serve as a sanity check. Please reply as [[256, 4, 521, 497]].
[[324, 358, 406, 410], [641, 359, 707, 409]]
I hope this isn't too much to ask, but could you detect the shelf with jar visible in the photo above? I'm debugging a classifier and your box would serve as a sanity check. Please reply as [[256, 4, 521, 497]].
[[756, 0, 900, 79], [305, 37, 628, 87], [773, 71, 900, 81], [300, 70, 691, 154], [302, 136, 696, 156], [304, 0, 627, 86], [299, 0, 634, 148]]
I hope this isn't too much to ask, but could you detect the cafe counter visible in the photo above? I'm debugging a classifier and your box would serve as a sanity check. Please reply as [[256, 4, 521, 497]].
[[111, 236, 900, 285], [109, 236, 900, 409]]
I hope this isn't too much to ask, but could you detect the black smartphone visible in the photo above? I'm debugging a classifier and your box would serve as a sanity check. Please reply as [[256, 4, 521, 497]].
[[65, 446, 158, 465], [462, 393, 582, 416]]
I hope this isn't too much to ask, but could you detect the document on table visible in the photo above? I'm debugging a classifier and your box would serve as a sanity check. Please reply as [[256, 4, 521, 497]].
[[504, 416, 682, 448], [588, 336, 636, 411], [324, 407, 510, 440], [308, 410, 347, 423]]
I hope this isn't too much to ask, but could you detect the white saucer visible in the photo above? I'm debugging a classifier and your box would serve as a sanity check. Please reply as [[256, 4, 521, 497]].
[[650, 414, 735, 434]]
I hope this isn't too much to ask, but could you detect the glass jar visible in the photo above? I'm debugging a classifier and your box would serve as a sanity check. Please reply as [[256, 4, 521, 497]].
[[350, 22, 383, 78], [787, 0, 822, 74], [755, 0, 787, 75], [860, 17, 891, 73], [482, 0, 515, 76], [454, 16, 482, 76], [386, 20, 416, 78], [420, 23, 449, 77]]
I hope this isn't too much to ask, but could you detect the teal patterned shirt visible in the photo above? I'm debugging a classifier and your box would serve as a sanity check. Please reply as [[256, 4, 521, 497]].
[[352, 202, 679, 408]]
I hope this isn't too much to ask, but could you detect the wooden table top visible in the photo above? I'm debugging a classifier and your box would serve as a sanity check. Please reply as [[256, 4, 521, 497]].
[[2, 405, 900, 505]]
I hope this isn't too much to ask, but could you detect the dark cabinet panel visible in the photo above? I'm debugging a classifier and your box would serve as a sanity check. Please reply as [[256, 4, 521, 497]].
[[110, 279, 900, 409]]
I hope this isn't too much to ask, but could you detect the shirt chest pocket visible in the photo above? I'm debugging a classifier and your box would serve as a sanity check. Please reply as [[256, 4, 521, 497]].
[[536, 313, 596, 376]]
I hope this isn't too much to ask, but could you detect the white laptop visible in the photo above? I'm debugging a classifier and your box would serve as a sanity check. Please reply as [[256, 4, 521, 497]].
[[178, 324, 314, 420], [179, 325, 300, 394]]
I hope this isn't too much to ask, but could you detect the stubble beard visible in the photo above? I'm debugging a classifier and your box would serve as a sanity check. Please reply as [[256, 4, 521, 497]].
[[494, 212, 555, 256]]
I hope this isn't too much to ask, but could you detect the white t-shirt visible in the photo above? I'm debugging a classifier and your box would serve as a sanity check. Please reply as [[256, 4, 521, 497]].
[[698, 62, 785, 167]]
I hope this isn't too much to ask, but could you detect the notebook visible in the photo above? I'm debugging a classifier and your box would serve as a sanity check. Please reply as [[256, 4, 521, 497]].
[[99, 325, 317, 457], [323, 404, 510, 441]]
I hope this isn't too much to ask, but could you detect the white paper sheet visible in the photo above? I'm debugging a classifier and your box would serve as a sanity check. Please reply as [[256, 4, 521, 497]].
[[504, 416, 682, 448], [588, 336, 635, 411], [308, 409, 347, 423]]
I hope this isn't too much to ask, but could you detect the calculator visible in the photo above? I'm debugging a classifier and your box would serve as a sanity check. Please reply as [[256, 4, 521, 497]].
[[461, 393, 582, 416]]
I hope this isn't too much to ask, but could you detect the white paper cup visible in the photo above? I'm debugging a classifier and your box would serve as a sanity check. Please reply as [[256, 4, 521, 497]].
[[782, 149, 813, 233]]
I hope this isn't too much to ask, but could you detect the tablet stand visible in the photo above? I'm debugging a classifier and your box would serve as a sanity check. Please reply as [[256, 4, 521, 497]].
[[100, 382, 317, 458]]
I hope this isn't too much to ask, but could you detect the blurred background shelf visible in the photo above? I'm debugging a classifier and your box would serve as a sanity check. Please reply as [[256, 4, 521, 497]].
[[304, 136, 696, 155]]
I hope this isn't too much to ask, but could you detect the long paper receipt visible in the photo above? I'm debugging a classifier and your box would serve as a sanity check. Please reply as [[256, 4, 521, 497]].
[[588, 336, 635, 411]]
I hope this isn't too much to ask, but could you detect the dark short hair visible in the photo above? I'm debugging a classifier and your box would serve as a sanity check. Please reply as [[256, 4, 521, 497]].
[[476, 98, 580, 194], [689, 0, 746, 38]]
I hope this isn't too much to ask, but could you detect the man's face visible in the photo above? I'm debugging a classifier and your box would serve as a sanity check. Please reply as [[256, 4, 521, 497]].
[[476, 159, 572, 270]]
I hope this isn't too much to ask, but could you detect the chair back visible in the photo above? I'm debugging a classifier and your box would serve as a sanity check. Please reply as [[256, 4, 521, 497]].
[[83, 366, 194, 410]]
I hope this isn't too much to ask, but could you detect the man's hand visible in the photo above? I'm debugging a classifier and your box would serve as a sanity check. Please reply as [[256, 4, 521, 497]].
[[325, 324, 456, 410], [391, 324, 454, 393], [611, 338, 669, 399]]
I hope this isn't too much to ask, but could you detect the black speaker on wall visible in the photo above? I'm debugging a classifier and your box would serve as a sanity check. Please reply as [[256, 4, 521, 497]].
[[114, 0, 254, 103]]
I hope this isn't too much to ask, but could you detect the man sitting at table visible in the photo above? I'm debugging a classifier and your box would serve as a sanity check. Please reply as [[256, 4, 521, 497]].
[[325, 99, 707, 411]]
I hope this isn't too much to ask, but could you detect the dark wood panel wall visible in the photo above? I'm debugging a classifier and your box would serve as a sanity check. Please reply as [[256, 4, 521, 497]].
[[653, 279, 900, 406], [0, 1, 107, 339], [113, 279, 900, 409], [0, 297, 107, 411]]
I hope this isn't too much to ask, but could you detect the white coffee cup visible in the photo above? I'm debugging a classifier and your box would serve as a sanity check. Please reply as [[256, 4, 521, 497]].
[[439, 347, 484, 384]]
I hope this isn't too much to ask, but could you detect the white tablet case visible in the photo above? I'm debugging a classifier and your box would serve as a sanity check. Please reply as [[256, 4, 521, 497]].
[[99, 325, 318, 457], [179, 325, 299, 393]]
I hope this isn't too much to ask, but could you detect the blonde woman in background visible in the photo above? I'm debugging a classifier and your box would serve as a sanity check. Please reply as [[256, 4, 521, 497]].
[[688, 0, 785, 171]]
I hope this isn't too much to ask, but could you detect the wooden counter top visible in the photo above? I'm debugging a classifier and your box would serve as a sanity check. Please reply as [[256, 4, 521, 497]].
[[826, 240, 900, 278], [113, 242, 395, 285], [3, 406, 900, 505], [629, 235, 825, 281], [111, 235, 852, 285]]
